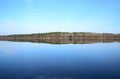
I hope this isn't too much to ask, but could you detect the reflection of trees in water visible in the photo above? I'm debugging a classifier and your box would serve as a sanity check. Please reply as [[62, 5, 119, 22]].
[[0, 38, 120, 44]]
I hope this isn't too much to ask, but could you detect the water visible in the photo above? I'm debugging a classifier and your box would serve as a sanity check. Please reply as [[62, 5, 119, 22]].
[[0, 41, 120, 79]]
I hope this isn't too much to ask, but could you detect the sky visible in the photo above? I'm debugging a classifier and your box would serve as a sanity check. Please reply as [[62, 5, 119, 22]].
[[0, 0, 120, 35]]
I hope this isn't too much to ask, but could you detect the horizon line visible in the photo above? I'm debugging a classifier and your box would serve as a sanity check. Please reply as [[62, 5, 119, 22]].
[[0, 32, 120, 36]]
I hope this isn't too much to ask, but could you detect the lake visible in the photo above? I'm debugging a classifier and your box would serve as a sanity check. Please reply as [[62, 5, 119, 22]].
[[0, 41, 120, 79]]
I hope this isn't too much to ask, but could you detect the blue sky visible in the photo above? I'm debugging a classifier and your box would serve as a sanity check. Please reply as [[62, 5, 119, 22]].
[[0, 0, 120, 35]]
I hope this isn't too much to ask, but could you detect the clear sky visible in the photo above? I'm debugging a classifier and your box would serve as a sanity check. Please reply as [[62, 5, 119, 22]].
[[0, 0, 120, 35]]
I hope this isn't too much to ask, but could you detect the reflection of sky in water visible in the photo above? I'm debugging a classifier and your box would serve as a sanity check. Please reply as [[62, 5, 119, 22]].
[[0, 41, 120, 79], [0, 41, 17, 57]]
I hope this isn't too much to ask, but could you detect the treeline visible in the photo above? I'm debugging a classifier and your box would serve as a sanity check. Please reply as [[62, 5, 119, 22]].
[[0, 32, 120, 40], [0, 32, 120, 44]]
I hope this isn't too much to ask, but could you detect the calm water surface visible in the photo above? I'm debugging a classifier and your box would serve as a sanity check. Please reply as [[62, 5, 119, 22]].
[[0, 41, 120, 79]]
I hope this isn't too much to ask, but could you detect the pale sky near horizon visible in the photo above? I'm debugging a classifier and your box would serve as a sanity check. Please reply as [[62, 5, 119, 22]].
[[0, 0, 120, 35]]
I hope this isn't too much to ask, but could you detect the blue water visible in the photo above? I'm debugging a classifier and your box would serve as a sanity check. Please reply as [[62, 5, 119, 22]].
[[0, 41, 120, 79]]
